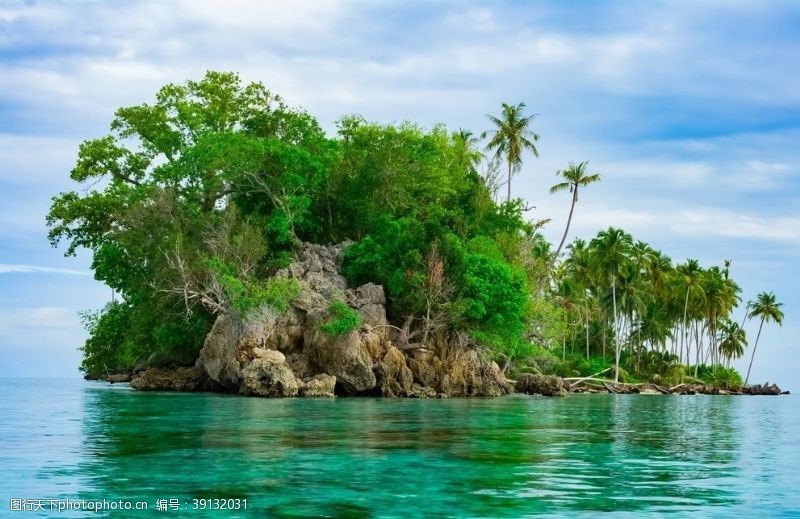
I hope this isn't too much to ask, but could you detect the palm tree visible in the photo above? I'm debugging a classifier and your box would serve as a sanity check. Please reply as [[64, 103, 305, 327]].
[[718, 319, 747, 367], [744, 291, 784, 385], [675, 259, 704, 365], [589, 227, 633, 382], [482, 102, 540, 203], [548, 161, 601, 271], [453, 129, 483, 174]]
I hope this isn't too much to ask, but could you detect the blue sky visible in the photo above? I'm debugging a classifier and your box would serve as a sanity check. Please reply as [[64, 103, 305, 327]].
[[0, 0, 798, 387]]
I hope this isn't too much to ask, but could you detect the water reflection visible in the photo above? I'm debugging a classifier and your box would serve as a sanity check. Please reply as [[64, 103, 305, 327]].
[[58, 387, 775, 518]]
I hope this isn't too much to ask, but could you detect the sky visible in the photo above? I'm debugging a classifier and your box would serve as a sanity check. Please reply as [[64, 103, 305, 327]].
[[0, 0, 798, 387]]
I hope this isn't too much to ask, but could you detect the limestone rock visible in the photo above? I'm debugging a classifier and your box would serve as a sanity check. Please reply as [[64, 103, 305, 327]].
[[131, 367, 203, 392], [196, 314, 245, 390], [446, 349, 513, 397], [106, 373, 131, 383], [377, 345, 415, 397], [409, 358, 438, 388], [286, 353, 311, 380], [355, 283, 386, 306], [300, 374, 337, 397], [252, 348, 285, 363], [362, 333, 385, 361], [745, 382, 782, 395], [304, 329, 376, 394], [239, 357, 299, 397], [516, 373, 568, 397]]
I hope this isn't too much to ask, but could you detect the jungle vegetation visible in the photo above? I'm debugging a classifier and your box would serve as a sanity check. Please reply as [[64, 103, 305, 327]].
[[48, 71, 782, 387]]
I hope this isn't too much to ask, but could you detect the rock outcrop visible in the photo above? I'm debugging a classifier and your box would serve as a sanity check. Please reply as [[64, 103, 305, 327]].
[[515, 374, 568, 397], [744, 382, 782, 395], [185, 242, 513, 398], [300, 374, 337, 397], [130, 367, 204, 392]]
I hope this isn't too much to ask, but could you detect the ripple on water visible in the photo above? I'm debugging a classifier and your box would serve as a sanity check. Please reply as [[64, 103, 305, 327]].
[[0, 381, 799, 517]]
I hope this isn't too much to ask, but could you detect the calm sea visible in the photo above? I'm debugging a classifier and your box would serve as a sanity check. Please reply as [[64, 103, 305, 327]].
[[0, 378, 798, 517]]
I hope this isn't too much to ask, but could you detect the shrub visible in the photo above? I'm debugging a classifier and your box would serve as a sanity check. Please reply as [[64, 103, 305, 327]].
[[319, 300, 362, 337]]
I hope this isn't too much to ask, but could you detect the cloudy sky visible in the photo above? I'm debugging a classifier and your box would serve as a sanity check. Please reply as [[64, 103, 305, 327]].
[[0, 0, 798, 386]]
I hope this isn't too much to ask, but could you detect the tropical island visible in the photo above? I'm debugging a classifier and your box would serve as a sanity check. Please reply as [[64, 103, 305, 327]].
[[47, 71, 786, 397]]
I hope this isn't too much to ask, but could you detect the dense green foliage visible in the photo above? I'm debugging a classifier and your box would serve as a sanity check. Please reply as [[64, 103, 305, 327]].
[[319, 301, 362, 337], [49, 72, 551, 378], [49, 70, 781, 386]]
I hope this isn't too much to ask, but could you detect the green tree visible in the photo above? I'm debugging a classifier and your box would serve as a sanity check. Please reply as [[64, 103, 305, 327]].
[[482, 102, 540, 203], [548, 161, 601, 273], [718, 319, 747, 367], [674, 259, 705, 366], [589, 227, 633, 382], [744, 291, 784, 385]]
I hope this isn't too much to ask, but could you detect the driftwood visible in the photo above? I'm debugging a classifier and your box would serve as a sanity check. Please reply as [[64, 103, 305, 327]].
[[566, 367, 612, 388], [565, 377, 614, 385], [653, 384, 672, 395], [604, 382, 623, 394]]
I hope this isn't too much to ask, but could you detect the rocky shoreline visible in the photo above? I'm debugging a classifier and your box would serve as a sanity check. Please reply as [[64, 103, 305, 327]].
[[96, 243, 787, 399]]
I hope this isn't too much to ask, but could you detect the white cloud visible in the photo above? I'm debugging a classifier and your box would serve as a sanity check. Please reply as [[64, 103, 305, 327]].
[[0, 0, 798, 383], [0, 305, 80, 332], [0, 264, 89, 275]]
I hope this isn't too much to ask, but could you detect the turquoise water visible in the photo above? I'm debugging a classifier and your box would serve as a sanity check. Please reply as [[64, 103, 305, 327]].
[[1, 379, 798, 517]]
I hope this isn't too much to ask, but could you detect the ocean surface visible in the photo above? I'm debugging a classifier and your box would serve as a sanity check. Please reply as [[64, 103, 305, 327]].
[[0, 378, 798, 518]]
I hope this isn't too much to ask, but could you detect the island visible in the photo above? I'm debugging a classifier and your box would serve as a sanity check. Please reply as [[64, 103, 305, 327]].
[[47, 71, 786, 398]]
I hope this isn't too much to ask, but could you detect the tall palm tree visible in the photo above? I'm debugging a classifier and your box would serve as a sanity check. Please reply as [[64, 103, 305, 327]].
[[589, 227, 633, 382], [744, 291, 784, 385], [482, 102, 540, 203], [548, 161, 601, 271], [675, 259, 704, 365]]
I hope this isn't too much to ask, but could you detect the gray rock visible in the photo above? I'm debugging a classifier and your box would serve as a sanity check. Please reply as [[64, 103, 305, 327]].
[[196, 314, 244, 390], [131, 367, 203, 392], [300, 374, 337, 397], [304, 329, 376, 394], [355, 283, 386, 306], [106, 373, 131, 383], [515, 373, 567, 397], [377, 345, 415, 397], [239, 357, 299, 397]]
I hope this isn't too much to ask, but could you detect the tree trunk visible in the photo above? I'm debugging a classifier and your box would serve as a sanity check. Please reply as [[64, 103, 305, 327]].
[[549, 187, 578, 273], [681, 286, 690, 365], [694, 321, 701, 378], [744, 318, 765, 386], [586, 315, 590, 359], [613, 278, 621, 383], [506, 160, 512, 203], [602, 319, 606, 357]]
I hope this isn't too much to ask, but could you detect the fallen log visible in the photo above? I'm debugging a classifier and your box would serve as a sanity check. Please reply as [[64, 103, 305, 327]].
[[566, 367, 612, 388], [653, 384, 672, 395]]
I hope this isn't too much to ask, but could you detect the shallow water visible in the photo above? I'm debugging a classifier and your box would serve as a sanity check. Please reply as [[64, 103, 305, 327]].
[[1, 379, 798, 517]]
